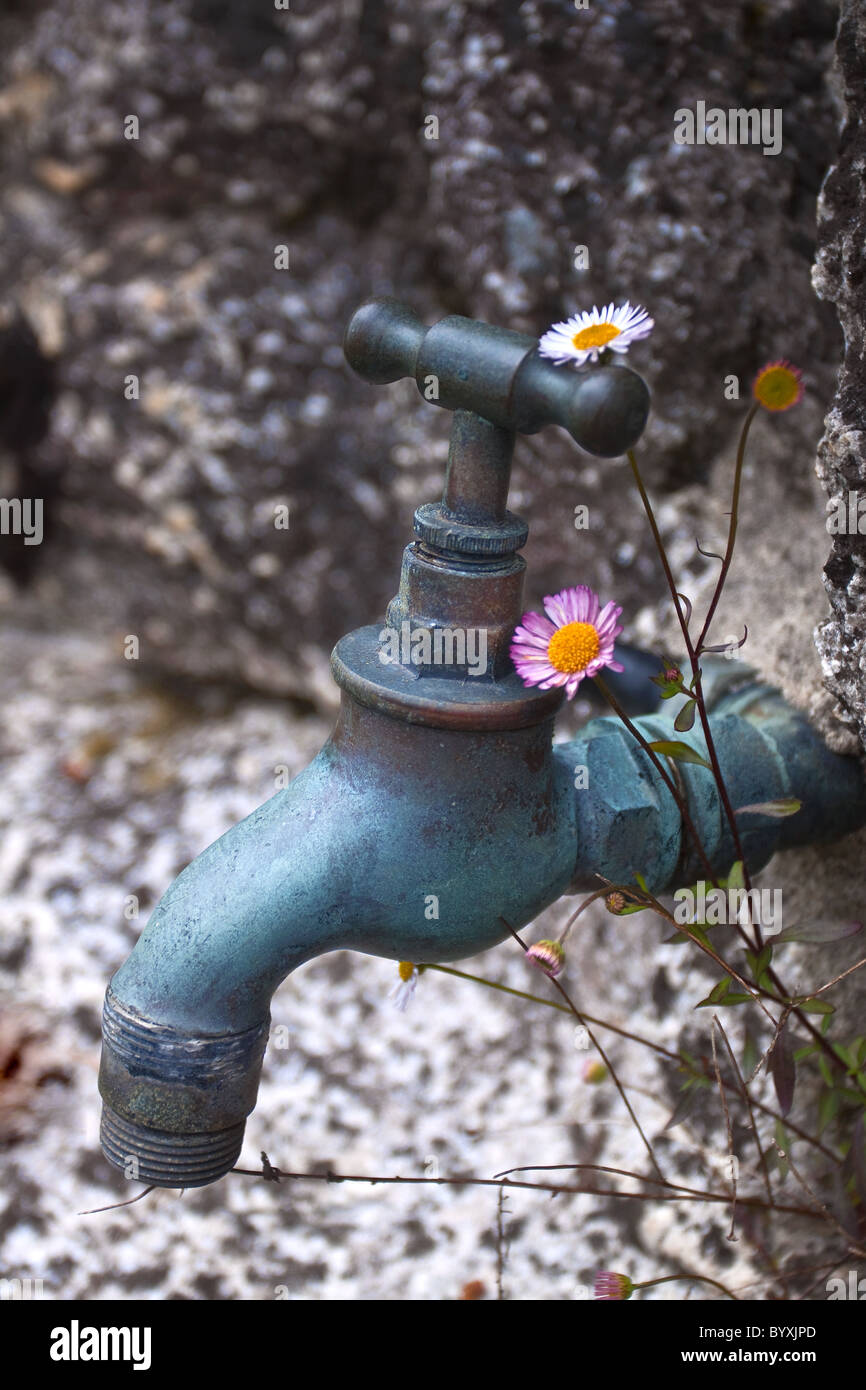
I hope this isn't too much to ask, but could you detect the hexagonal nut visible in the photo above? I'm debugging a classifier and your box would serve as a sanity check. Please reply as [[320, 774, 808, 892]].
[[561, 718, 682, 893]]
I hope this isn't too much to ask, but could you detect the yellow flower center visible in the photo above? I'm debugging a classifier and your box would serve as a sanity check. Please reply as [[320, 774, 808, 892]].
[[547, 621, 600, 674], [398, 961, 415, 982], [571, 322, 620, 351], [753, 364, 801, 411]]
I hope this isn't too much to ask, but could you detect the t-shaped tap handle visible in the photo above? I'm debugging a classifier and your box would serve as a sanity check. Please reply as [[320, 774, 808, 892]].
[[344, 296, 650, 458]]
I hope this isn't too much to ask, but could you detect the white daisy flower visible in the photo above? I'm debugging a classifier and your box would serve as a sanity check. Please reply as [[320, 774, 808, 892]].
[[538, 302, 654, 367], [388, 961, 419, 1011]]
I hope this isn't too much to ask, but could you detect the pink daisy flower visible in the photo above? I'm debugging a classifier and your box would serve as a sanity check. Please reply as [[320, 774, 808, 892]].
[[594, 1271, 634, 1300], [510, 585, 624, 699]]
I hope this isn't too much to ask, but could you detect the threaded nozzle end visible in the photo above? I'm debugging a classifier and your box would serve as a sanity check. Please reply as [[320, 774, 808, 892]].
[[100, 1103, 246, 1188], [98, 988, 269, 1189]]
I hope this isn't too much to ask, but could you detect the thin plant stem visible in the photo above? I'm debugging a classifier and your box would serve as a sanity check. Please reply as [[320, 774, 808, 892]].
[[632, 1272, 739, 1301], [422, 962, 836, 1161], [625, 443, 754, 906], [494, 1162, 740, 1205], [636, 888, 778, 1028], [503, 917, 665, 1182], [710, 1019, 739, 1238], [559, 884, 620, 944], [496, 1187, 508, 1300], [713, 1013, 775, 1210], [811, 955, 866, 997], [695, 402, 760, 652], [625, 444, 846, 1076], [776, 1143, 866, 1259], [592, 672, 720, 885], [79, 1186, 156, 1215], [228, 1161, 826, 1219], [425, 963, 574, 1015]]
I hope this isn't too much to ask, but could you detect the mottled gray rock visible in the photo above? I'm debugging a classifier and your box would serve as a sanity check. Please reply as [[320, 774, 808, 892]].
[[0, 0, 843, 701], [813, 0, 866, 751]]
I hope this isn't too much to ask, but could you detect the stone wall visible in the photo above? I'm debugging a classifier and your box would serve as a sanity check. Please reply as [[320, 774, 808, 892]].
[[813, 0, 866, 751], [0, 0, 846, 710]]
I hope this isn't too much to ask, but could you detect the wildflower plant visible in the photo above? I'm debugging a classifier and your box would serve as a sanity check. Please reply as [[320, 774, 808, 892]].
[[408, 307, 866, 1296], [508, 305, 866, 1294]]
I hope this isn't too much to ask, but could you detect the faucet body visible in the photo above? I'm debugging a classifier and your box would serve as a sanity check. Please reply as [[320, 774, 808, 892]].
[[99, 299, 866, 1188]]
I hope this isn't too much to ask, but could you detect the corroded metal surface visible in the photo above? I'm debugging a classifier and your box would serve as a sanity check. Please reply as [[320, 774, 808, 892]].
[[343, 297, 651, 458], [559, 681, 866, 894]]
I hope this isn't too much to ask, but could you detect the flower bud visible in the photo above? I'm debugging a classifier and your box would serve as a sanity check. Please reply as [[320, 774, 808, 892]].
[[526, 939, 565, 979]]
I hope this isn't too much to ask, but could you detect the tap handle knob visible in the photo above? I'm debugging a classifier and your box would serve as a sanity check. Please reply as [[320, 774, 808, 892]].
[[344, 296, 650, 458]]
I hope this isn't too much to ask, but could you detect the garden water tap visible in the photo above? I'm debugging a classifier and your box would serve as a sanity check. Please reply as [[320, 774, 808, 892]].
[[98, 299, 866, 1189]]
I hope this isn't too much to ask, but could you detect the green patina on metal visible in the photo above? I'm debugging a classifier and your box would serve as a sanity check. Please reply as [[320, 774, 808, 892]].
[[98, 298, 866, 1189]]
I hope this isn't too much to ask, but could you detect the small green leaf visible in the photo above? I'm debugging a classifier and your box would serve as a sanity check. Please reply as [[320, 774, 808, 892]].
[[648, 739, 712, 770], [696, 538, 724, 563], [696, 975, 750, 1005], [774, 920, 862, 945], [794, 997, 835, 1015], [678, 924, 711, 950], [726, 860, 745, 893], [742, 1029, 759, 1078], [696, 977, 731, 1008], [634, 871, 648, 893], [651, 666, 685, 699], [700, 625, 748, 656], [817, 1087, 840, 1135], [745, 944, 773, 980], [678, 1048, 701, 1072], [735, 798, 802, 818], [772, 1027, 796, 1116], [853, 1116, 866, 1204], [832, 1042, 855, 1069], [664, 1082, 705, 1131], [674, 699, 697, 732]]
